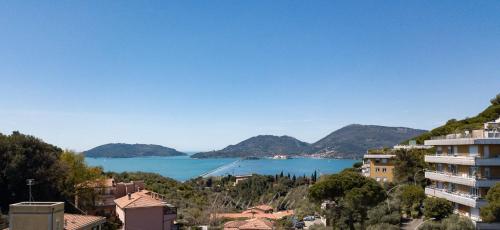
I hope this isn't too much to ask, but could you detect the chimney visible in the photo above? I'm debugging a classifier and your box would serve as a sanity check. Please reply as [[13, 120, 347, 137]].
[[128, 193, 131, 200]]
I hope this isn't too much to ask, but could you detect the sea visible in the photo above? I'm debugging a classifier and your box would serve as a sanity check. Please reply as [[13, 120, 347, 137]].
[[85, 155, 358, 181]]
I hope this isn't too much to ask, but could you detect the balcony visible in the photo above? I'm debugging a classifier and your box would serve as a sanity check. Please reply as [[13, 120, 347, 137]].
[[425, 130, 500, 146], [425, 171, 500, 187], [425, 155, 475, 165], [425, 171, 476, 186], [425, 155, 500, 166], [425, 187, 487, 208]]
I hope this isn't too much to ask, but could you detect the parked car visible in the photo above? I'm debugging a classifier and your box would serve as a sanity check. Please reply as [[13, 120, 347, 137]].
[[303, 216, 315, 221], [294, 221, 305, 229]]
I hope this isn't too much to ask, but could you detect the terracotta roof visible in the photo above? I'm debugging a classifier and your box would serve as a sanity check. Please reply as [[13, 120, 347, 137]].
[[250, 205, 273, 211], [114, 190, 166, 209], [64, 214, 105, 230], [224, 218, 273, 230], [216, 209, 294, 220]]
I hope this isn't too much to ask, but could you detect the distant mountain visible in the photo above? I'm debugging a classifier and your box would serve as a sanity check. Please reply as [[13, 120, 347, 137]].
[[310, 124, 427, 158], [84, 143, 187, 158], [191, 135, 309, 158]]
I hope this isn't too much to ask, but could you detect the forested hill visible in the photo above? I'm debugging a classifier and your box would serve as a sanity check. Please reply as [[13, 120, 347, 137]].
[[191, 125, 426, 159], [309, 124, 427, 158], [191, 135, 309, 158], [84, 143, 187, 158], [407, 94, 500, 144]]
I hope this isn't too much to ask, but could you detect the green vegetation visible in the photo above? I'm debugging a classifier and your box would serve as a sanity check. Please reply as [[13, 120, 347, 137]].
[[400, 185, 425, 218], [84, 143, 186, 158], [0, 131, 102, 211], [418, 214, 474, 230], [193, 125, 427, 159], [408, 94, 500, 144], [311, 124, 426, 158], [423, 197, 453, 220], [191, 135, 309, 158], [393, 148, 430, 185], [480, 182, 500, 222], [309, 170, 386, 229]]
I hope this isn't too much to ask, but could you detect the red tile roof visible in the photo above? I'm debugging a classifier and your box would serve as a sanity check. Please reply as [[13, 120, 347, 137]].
[[216, 210, 294, 220], [114, 190, 166, 209], [64, 214, 105, 230], [224, 218, 273, 230]]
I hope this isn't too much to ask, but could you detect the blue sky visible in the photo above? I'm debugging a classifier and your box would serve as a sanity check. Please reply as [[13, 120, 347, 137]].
[[0, 1, 499, 152]]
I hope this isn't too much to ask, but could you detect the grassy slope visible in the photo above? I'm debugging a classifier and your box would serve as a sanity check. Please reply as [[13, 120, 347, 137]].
[[408, 103, 500, 144]]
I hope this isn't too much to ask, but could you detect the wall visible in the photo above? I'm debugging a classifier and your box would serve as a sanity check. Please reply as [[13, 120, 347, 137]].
[[125, 207, 164, 230]]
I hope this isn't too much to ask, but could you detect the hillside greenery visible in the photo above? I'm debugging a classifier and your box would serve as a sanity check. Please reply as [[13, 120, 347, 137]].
[[191, 135, 309, 158], [193, 125, 427, 159], [407, 94, 500, 144]]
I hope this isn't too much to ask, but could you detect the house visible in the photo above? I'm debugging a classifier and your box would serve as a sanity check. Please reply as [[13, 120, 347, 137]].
[[224, 218, 273, 230], [7, 201, 105, 230], [424, 118, 500, 221], [114, 190, 177, 230], [234, 175, 252, 186], [362, 154, 396, 183], [75, 178, 145, 216], [64, 214, 106, 230]]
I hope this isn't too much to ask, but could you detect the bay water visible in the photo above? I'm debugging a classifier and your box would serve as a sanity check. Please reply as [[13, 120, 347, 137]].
[[85, 156, 358, 181]]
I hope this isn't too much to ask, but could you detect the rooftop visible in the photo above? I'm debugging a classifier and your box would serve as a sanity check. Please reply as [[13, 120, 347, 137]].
[[363, 154, 396, 159], [114, 190, 170, 209], [224, 218, 273, 230], [64, 214, 106, 230]]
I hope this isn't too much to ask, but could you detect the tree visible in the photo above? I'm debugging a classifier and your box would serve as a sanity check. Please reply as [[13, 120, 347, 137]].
[[393, 149, 428, 185], [480, 183, 500, 222], [309, 170, 385, 229], [423, 197, 453, 220], [400, 185, 425, 217], [419, 214, 474, 230], [0, 132, 67, 211], [60, 150, 103, 197], [491, 93, 500, 105]]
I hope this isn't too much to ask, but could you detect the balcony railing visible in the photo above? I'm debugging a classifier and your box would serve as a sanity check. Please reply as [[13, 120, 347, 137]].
[[425, 187, 486, 208], [430, 130, 500, 140], [425, 170, 476, 186], [425, 170, 500, 187], [425, 155, 500, 166]]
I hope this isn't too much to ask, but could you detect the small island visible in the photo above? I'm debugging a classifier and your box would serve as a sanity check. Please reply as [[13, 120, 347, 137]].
[[84, 143, 187, 158]]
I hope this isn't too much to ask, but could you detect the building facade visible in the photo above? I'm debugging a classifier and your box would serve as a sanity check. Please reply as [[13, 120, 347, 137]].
[[114, 190, 177, 230], [8, 202, 105, 230], [362, 154, 396, 183], [424, 118, 500, 221]]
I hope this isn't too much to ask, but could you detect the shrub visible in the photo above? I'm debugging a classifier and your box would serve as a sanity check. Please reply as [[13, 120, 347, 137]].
[[423, 197, 453, 220]]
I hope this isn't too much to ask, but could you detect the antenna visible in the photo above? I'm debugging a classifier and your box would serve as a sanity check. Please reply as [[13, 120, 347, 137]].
[[26, 179, 35, 202]]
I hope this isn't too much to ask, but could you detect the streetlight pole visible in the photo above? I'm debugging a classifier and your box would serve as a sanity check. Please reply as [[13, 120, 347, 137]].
[[386, 184, 404, 212], [414, 169, 425, 186]]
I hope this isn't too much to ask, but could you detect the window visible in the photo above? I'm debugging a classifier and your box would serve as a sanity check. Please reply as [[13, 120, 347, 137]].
[[437, 163, 443, 172], [484, 145, 490, 158], [484, 167, 491, 178], [469, 166, 477, 178], [448, 146, 453, 155], [382, 168, 387, 172], [383, 178, 387, 182], [437, 146, 442, 155], [381, 159, 388, 164], [375, 168, 380, 172], [376, 177, 381, 181], [469, 145, 478, 157]]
